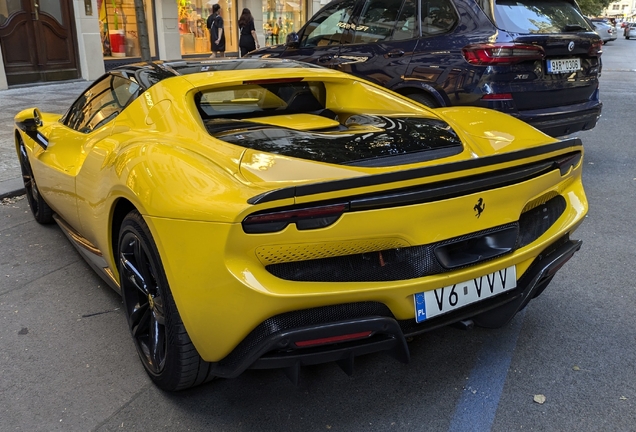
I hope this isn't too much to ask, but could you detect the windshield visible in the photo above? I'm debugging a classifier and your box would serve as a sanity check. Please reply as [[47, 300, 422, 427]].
[[493, 0, 593, 34]]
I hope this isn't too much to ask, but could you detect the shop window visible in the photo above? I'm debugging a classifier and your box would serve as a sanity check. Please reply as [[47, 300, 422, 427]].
[[264, 0, 307, 46], [98, 0, 143, 58], [178, 0, 235, 55]]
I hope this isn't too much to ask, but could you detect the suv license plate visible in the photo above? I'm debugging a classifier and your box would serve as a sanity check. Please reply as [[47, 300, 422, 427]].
[[413, 266, 516, 323], [547, 58, 581, 74]]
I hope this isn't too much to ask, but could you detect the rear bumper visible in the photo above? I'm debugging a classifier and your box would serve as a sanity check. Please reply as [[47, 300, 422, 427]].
[[207, 236, 582, 379], [515, 101, 602, 137]]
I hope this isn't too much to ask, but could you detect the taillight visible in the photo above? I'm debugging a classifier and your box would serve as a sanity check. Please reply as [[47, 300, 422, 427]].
[[556, 152, 582, 175], [242, 202, 348, 233], [588, 40, 603, 57], [462, 43, 545, 65]]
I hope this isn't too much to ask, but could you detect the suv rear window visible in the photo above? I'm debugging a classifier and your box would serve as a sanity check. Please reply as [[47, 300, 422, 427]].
[[493, 0, 592, 34]]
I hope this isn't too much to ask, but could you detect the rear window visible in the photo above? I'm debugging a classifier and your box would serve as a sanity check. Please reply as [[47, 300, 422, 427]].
[[197, 80, 463, 167], [196, 81, 327, 118], [493, 0, 592, 34]]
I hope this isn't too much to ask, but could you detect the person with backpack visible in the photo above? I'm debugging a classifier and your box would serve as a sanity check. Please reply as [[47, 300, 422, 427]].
[[206, 4, 225, 57], [238, 8, 260, 56]]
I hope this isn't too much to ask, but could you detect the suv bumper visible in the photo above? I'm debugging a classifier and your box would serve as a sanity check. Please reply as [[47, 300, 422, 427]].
[[515, 101, 603, 137]]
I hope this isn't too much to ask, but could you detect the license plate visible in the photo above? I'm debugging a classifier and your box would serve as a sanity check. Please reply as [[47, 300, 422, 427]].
[[547, 58, 581, 74], [413, 266, 516, 323]]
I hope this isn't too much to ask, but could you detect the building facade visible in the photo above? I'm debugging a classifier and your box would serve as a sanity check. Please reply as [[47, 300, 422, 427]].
[[0, 0, 325, 90], [602, 0, 636, 20]]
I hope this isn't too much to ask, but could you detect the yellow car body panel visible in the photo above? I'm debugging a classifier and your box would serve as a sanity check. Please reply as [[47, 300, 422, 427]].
[[150, 165, 585, 361], [15, 60, 587, 380]]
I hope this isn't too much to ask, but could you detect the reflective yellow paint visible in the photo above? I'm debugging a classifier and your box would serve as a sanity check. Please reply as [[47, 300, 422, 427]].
[[15, 65, 587, 362]]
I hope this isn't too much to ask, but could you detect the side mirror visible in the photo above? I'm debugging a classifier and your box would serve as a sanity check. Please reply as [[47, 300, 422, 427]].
[[33, 108, 43, 127], [286, 32, 300, 49], [20, 108, 44, 132], [15, 107, 48, 149]]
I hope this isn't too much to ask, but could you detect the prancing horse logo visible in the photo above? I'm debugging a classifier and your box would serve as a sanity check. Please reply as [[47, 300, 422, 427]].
[[474, 198, 485, 218]]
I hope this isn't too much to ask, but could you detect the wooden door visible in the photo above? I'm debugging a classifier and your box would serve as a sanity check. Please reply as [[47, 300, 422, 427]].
[[0, 0, 80, 85]]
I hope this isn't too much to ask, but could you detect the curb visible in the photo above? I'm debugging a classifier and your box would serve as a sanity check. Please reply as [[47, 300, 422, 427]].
[[0, 177, 25, 200]]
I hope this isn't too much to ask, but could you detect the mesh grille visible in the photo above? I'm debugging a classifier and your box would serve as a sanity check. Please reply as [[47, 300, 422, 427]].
[[256, 238, 410, 265], [267, 223, 518, 282]]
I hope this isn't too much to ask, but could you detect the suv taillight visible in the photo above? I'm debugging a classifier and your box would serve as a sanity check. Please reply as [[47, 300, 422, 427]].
[[588, 41, 603, 57], [462, 43, 545, 65]]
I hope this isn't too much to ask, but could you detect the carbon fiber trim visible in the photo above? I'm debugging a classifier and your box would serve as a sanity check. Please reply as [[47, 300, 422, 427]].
[[265, 195, 567, 282], [265, 224, 517, 282], [216, 302, 393, 371]]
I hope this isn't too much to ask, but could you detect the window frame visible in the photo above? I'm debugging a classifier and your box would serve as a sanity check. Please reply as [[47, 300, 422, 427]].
[[61, 73, 142, 134]]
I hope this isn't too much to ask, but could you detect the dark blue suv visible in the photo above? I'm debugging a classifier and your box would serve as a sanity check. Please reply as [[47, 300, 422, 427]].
[[249, 0, 603, 137]]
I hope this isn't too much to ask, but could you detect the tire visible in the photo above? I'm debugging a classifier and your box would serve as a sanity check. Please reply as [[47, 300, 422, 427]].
[[17, 136, 53, 224], [406, 92, 439, 108], [118, 211, 214, 391]]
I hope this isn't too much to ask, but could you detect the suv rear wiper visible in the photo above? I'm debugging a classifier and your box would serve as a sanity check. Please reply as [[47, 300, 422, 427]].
[[563, 24, 588, 32]]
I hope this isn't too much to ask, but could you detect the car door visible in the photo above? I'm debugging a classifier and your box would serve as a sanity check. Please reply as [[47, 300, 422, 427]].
[[31, 73, 140, 231], [279, 0, 359, 68], [336, 0, 420, 89]]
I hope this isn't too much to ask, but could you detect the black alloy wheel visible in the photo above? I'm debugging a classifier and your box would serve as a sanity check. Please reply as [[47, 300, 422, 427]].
[[120, 224, 167, 375], [118, 210, 214, 391], [18, 136, 53, 224]]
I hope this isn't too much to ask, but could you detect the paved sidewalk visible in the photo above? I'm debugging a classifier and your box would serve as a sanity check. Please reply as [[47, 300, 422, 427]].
[[0, 80, 87, 199]]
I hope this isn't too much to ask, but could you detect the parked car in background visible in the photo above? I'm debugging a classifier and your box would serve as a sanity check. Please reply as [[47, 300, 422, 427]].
[[250, 0, 603, 137], [590, 18, 617, 44], [15, 59, 587, 391], [625, 22, 636, 39]]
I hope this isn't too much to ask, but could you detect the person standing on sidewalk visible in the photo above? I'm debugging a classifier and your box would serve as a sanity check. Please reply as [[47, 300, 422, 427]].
[[207, 4, 225, 57], [238, 8, 260, 57]]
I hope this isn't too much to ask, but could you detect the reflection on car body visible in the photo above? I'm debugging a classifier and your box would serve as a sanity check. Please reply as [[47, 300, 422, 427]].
[[15, 59, 587, 391], [249, 0, 603, 137]]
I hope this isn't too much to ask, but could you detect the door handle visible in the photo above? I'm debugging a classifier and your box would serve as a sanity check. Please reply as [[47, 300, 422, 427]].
[[387, 50, 405, 58], [32, 0, 39, 20]]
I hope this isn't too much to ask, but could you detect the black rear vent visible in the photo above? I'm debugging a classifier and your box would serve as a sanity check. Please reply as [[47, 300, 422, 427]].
[[517, 195, 567, 248], [267, 223, 518, 282]]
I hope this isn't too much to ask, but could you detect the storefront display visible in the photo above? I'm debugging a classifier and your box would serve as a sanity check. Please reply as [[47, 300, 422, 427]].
[[177, 0, 304, 56], [262, 1, 303, 47], [178, 0, 236, 55], [99, 0, 143, 58]]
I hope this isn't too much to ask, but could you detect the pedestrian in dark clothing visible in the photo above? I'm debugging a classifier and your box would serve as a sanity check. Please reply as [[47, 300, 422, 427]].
[[238, 8, 260, 56], [207, 4, 225, 57]]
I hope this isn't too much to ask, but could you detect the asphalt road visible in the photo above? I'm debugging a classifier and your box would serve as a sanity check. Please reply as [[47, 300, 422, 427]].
[[1, 37, 636, 431]]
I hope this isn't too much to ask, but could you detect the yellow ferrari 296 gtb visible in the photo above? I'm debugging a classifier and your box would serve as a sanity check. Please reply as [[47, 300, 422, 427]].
[[14, 59, 587, 391]]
